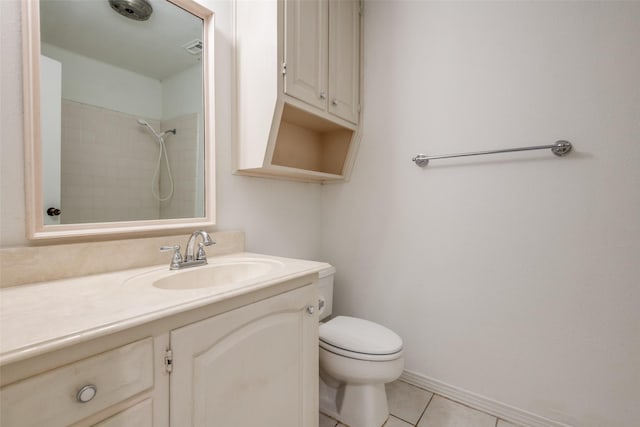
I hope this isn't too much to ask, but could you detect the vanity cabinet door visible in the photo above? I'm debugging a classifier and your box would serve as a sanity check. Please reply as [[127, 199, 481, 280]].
[[169, 284, 319, 427], [284, 0, 329, 110], [328, 0, 360, 124]]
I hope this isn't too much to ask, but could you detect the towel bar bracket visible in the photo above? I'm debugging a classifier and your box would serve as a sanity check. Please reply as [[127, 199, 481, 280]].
[[550, 140, 573, 157]]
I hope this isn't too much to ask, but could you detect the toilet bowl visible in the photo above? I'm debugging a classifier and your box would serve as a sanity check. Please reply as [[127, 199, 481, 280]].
[[317, 268, 404, 427]]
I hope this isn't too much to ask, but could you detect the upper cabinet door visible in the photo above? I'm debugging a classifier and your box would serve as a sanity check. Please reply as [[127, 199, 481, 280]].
[[328, 0, 360, 124], [284, 0, 329, 110]]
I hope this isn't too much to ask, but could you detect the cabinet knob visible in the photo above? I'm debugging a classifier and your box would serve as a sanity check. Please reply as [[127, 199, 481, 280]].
[[76, 384, 97, 403], [306, 305, 315, 315], [331, 100, 338, 106], [319, 92, 326, 100]]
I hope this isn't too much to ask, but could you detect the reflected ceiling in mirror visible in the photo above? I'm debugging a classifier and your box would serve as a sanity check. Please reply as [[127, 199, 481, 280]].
[[22, 0, 215, 239], [40, 0, 202, 81]]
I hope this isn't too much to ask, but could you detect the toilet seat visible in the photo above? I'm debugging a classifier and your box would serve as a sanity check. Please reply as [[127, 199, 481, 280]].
[[319, 316, 403, 361], [320, 340, 403, 362]]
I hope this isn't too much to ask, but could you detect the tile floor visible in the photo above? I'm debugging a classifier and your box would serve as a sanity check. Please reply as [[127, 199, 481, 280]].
[[319, 380, 523, 427]]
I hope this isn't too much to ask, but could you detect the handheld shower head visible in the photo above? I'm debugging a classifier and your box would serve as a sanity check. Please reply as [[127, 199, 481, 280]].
[[137, 118, 161, 139]]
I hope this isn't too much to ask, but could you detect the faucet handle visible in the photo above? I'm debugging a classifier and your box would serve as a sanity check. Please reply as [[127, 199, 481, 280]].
[[196, 242, 208, 262], [160, 245, 182, 270]]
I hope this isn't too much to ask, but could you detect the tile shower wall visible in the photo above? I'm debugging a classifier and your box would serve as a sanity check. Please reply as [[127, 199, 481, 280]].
[[159, 113, 200, 219], [59, 100, 200, 223], [60, 99, 161, 223]]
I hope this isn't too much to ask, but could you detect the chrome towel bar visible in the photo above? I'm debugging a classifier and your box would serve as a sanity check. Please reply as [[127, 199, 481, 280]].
[[412, 140, 573, 167]]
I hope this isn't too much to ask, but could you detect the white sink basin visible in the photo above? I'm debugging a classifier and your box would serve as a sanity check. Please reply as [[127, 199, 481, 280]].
[[152, 259, 284, 290]]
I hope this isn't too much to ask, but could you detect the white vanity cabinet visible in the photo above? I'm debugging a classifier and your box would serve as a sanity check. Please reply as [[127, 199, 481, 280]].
[[285, 0, 361, 124], [0, 275, 320, 427], [234, 0, 362, 182], [169, 284, 319, 426]]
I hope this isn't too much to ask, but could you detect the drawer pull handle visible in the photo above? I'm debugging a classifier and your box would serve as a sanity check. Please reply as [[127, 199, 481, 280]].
[[76, 384, 97, 403]]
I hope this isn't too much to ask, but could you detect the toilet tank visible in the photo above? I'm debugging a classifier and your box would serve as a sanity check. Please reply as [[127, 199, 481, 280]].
[[317, 266, 336, 321]]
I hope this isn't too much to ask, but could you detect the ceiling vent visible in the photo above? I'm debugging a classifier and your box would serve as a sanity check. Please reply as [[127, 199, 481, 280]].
[[182, 39, 203, 55]]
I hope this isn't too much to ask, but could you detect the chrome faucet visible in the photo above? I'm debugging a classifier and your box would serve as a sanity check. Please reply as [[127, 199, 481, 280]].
[[185, 230, 215, 261], [160, 230, 216, 270]]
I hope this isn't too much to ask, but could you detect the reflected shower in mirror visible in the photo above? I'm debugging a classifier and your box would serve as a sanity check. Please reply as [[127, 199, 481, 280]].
[[39, 0, 205, 225]]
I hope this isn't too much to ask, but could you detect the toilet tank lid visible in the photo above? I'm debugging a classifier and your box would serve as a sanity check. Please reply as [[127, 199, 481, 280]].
[[318, 266, 336, 278], [319, 316, 403, 355]]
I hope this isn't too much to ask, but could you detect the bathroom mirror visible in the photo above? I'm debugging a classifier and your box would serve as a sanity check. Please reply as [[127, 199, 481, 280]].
[[22, 0, 215, 240]]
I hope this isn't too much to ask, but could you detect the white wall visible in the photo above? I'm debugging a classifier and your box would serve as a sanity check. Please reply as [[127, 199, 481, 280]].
[[41, 43, 163, 120], [162, 64, 203, 120], [0, 0, 25, 244], [0, 0, 322, 260], [320, 2, 640, 426]]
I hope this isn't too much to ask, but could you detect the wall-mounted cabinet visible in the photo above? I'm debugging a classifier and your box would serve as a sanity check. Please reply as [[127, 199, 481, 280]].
[[234, 0, 362, 183]]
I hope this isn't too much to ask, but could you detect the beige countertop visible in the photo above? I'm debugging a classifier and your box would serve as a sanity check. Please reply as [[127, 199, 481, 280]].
[[0, 252, 330, 366]]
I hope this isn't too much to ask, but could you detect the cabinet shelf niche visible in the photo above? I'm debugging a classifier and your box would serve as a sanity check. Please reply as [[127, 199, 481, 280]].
[[272, 104, 353, 176]]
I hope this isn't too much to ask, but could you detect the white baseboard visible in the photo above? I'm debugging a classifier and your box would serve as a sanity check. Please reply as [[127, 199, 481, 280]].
[[400, 370, 573, 427]]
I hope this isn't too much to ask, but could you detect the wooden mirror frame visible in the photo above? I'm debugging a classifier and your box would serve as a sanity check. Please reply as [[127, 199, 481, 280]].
[[21, 0, 215, 240]]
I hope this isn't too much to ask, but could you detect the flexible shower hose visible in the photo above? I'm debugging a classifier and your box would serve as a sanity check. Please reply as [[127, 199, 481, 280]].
[[151, 135, 174, 202]]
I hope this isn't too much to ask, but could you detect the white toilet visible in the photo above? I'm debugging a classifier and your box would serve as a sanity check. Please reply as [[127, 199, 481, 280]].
[[317, 267, 405, 427]]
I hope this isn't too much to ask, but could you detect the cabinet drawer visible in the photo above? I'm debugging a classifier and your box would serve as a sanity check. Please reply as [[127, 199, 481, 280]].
[[0, 337, 153, 427], [93, 398, 153, 427]]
